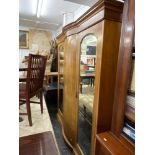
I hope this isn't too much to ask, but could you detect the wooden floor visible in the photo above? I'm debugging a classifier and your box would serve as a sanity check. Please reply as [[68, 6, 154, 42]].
[[19, 131, 59, 155]]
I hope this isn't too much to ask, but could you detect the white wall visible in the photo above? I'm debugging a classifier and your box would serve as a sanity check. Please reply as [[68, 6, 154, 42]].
[[55, 5, 90, 37], [55, 25, 63, 37], [74, 5, 90, 21], [19, 26, 54, 63], [63, 12, 74, 26]]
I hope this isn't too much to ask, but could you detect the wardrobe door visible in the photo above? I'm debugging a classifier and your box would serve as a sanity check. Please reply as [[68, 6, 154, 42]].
[[77, 34, 97, 155], [76, 22, 104, 155], [58, 43, 64, 114], [63, 34, 78, 145]]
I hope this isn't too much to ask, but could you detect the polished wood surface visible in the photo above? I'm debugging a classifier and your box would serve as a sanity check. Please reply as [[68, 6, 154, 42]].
[[19, 69, 58, 77], [63, 34, 78, 146], [56, 1, 123, 155], [95, 20, 122, 133], [119, 133, 135, 152], [57, 42, 64, 115], [111, 0, 135, 136], [57, 111, 78, 155], [92, 20, 122, 155], [57, 0, 123, 40], [19, 71, 58, 84], [96, 132, 133, 155], [19, 131, 59, 155], [111, 0, 135, 152], [94, 0, 135, 153]]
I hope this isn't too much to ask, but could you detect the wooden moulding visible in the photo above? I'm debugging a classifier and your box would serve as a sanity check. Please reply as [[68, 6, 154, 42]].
[[119, 133, 135, 153], [56, 34, 65, 45], [57, 0, 123, 40], [57, 42, 64, 116], [111, 0, 135, 135], [96, 131, 134, 155], [75, 144, 84, 155], [56, 1, 124, 155], [57, 112, 72, 150], [57, 111, 79, 155], [57, 109, 63, 124], [111, 0, 135, 153]]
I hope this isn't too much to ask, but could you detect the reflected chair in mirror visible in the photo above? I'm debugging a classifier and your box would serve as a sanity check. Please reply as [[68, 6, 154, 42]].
[[19, 54, 47, 126]]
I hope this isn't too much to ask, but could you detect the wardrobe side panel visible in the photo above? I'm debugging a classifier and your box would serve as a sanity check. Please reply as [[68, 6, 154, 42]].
[[96, 20, 122, 134], [63, 34, 78, 145]]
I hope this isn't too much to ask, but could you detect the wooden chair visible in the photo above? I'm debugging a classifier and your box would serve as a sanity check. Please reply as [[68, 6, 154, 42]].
[[19, 54, 47, 126]]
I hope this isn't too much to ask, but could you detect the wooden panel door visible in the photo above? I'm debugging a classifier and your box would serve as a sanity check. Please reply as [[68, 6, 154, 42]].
[[76, 22, 104, 155], [63, 34, 78, 146]]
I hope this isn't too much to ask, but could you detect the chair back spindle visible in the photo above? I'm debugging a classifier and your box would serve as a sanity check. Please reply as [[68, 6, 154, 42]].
[[26, 54, 47, 97]]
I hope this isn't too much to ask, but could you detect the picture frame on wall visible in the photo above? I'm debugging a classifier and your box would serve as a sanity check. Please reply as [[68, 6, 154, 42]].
[[87, 57, 95, 66], [19, 30, 29, 49]]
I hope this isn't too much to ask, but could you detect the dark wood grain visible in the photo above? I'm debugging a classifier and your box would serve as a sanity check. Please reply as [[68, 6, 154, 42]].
[[94, 0, 135, 154], [63, 34, 78, 146], [57, 43, 64, 114], [56, 1, 123, 155], [19, 132, 59, 155], [19, 54, 47, 126], [111, 0, 135, 136], [96, 132, 133, 155], [111, 0, 135, 153]]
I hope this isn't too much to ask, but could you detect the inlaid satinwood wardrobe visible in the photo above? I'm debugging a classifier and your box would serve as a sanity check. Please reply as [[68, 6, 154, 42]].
[[56, 1, 135, 155]]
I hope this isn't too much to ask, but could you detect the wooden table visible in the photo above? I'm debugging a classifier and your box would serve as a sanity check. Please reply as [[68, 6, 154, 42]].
[[80, 73, 95, 93], [19, 65, 58, 84], [19, 131, 59, 155], [80, 73, 95, 84], [44, 72, 58, 84]]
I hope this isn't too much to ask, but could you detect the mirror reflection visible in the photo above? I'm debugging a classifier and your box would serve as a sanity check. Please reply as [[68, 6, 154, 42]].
[[59, 46, 64, 112], [78, 34, 97, 155]]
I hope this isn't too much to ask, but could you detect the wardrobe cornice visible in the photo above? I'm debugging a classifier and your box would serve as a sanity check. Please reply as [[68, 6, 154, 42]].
[[57, 0, 123, 41]]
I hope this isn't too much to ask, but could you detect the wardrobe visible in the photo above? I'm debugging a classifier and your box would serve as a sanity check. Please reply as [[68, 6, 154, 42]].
[[96, 0, 135, 154], [56, 1, 125, 155]]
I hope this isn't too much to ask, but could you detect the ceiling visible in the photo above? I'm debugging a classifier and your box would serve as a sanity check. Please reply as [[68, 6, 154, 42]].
[[64, 0, 98, 6], [19, 0, 98, 31]]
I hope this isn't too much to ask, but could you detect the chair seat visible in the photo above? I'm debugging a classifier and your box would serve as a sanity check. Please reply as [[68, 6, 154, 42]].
[[19, 83, 26, 99]]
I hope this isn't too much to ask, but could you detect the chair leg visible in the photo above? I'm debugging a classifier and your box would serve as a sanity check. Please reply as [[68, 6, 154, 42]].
[[40, 91, 43, 114], [26, 99, 32, 126]]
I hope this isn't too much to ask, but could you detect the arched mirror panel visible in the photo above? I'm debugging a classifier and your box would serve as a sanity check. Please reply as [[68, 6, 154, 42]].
[[77, 34, 97, 155], [58, 45, 64, 112]]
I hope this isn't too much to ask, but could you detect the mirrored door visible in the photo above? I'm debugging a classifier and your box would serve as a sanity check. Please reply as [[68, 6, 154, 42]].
[[77, 34, 97, 155], [58, 45, 64, 113]]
